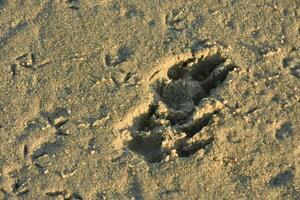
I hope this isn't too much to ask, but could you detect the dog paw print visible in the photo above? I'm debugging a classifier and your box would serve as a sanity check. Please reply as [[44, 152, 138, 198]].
[[105, 47, 133, 67], [166, 9, 187, 31], [118, 44, 237, 163]]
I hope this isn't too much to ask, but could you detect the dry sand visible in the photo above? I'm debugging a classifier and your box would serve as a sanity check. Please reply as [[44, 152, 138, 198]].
[[0, 0, 300, 199]]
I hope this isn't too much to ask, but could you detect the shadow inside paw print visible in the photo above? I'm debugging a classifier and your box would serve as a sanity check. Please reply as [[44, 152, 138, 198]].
[[282, 48, 300, 79], [269, 169, 294, 187], [291, 63, 300, 79], [0, 0, 5, 7], [61, 0, 80, 9]]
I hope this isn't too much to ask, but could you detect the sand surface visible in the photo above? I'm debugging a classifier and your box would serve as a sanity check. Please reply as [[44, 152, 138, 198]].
[[0, 0, 300, 199]]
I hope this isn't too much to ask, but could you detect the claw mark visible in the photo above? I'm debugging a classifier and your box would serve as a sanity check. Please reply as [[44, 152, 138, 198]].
[[46, 190, 83, 199], [23, 145, 29, 158], [10, 64, 17, 79]]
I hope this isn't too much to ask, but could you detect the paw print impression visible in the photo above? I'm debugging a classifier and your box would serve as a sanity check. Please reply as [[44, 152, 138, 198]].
[[123, 45, 237, 163]]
